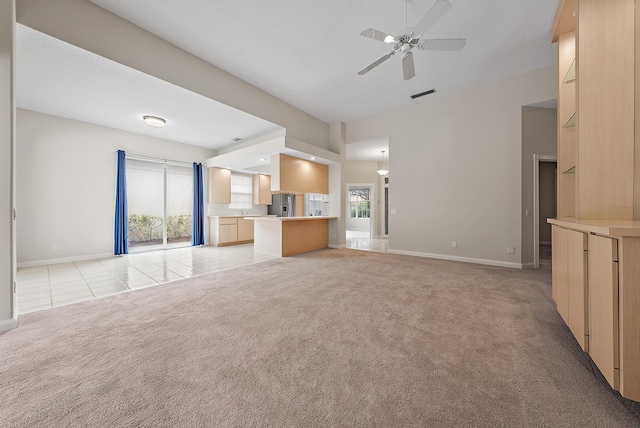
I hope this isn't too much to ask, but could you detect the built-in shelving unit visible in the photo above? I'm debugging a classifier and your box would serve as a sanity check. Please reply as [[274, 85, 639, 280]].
[[549, 0, 640, 404]]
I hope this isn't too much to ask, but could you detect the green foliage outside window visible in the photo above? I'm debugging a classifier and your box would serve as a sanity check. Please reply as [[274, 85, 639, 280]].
[[128, 214, 192, 243]]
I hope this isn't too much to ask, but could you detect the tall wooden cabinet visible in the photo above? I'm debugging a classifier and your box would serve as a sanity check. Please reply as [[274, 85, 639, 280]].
[[549, 0, 640, 402]]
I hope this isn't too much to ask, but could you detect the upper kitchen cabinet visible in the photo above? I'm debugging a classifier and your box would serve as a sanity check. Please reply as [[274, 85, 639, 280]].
[[253, 174, 272, 205], [271, 154, 328, 194], [207, 167, 231, 204]]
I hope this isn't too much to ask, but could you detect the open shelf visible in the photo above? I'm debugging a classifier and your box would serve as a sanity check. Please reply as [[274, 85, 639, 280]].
[[563, 166, 576, 174], [563, 112, 576, 128], [563, 58, 576, 83]]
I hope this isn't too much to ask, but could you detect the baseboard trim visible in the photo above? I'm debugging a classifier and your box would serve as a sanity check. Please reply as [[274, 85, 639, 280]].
[[18, 252, 115, 268], [329, 244, 346, 249], [0, 316, 18, 333], [387, 249, 523, 269], [521, 263, 536, 269]]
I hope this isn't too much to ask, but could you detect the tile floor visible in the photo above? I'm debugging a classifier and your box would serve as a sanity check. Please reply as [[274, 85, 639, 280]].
[[345, 237, 389, 253], [16, 244, 276, 315], [17, 237, 389, 316], [345, 229, 389, 253]]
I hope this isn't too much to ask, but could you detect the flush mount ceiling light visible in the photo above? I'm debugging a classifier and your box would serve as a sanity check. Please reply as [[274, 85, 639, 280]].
[[377, 150, 389, 176], [143, 115, 166, 128]]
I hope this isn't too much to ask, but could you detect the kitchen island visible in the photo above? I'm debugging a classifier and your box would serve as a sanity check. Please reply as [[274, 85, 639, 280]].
[[246, 216, 337, 257]]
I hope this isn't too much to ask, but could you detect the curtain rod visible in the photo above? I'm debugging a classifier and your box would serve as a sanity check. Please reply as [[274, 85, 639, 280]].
[[123, 152, 198, 167]]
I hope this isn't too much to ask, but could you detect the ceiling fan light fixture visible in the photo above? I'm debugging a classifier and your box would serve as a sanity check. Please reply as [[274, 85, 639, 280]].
[[143, 115, 166, 128]]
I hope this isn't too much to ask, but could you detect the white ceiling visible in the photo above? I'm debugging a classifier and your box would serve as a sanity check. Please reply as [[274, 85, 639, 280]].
[[16, 0, 559, 160], [15, 25, 283, 150], [89, 0, 559, 124]]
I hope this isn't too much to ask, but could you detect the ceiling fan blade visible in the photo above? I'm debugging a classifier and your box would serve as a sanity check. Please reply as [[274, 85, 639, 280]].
[[413, 0, 452, 38], [358, 51, 395, 75], [360, 28, 398, 44], [402, 52, 415, 80], [419, 38, 466, 51]]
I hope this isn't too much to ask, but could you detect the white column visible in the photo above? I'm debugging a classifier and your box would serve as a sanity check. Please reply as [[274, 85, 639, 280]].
[[0, 0, 17, 332], [329, 122, 346, 248]]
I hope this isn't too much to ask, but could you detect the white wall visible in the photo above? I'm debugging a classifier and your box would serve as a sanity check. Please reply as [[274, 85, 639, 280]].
[[345, 66, 557, 268], [16, 109, 215, 265], [521, 106, 557, 265], [0, 0, 17, 331]]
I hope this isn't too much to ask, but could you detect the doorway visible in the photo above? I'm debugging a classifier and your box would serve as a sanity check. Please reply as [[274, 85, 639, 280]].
[[534, 156, 557, 268], [346, 185, 372, 238]]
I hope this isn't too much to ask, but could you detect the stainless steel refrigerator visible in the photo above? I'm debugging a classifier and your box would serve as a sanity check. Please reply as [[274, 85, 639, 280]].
[[268, 194, 296, 217]]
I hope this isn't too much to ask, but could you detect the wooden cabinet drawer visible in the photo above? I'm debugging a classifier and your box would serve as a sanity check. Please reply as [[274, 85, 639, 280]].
[[219, 217, 238, 225]]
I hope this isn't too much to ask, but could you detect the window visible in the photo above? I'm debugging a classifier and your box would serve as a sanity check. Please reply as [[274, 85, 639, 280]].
[[229, 172, 253, 209], [349, 188, 370, 218], [306, 193, 325, 216]]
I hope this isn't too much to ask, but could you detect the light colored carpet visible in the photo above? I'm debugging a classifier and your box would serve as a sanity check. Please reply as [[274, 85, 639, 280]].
[[1, 249, 639, 427]]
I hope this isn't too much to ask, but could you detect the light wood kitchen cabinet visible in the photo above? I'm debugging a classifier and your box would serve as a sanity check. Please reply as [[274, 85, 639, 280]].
[[218, 224, 238, 245], [549, 0, 640, 402], [209, 216, 254, 247], [253, 174, 272, 205], [551, 226, 569, 324], [207, 167, 231, 204], [588, 234, 619, 389], [271, 153, 328, 194], [551, 225, 588, 351], [566, 229, 588, 351], [549, 218, 640, 402], [237, 217, 254, 242]]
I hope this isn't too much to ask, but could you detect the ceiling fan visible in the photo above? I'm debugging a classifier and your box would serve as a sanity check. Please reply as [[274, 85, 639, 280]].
[[358, 0, 466, 80]]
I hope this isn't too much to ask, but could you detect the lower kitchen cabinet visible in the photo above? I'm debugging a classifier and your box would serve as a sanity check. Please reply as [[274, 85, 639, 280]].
[[210, 217, 254, 247], [567, 229, 588, 351], [552, 226, 588, 351], [549, 218, 640, 402], [237, 218, 254, 242], [552, 226, 569, 324], [588, 234, 619, 389]]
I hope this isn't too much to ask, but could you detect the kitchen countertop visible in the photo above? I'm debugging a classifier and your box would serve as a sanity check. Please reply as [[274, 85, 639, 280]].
[[208, 215, 276, 218], [245, 216, 337, 221]]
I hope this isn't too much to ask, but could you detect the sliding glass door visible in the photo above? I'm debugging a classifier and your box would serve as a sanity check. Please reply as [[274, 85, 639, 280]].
[[126, 159, 193, 252]]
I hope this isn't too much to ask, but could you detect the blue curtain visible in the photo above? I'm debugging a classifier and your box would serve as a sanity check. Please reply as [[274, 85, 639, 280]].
[[192, 162, 204, 246], [114, 150, 128, 255]]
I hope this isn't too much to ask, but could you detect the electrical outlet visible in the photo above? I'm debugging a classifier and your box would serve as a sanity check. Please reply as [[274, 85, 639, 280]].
[[390, 209, 397, 215], [451, 241, 457, 248], [50, 244, 60, 251], [507, 246, 515, 254]]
